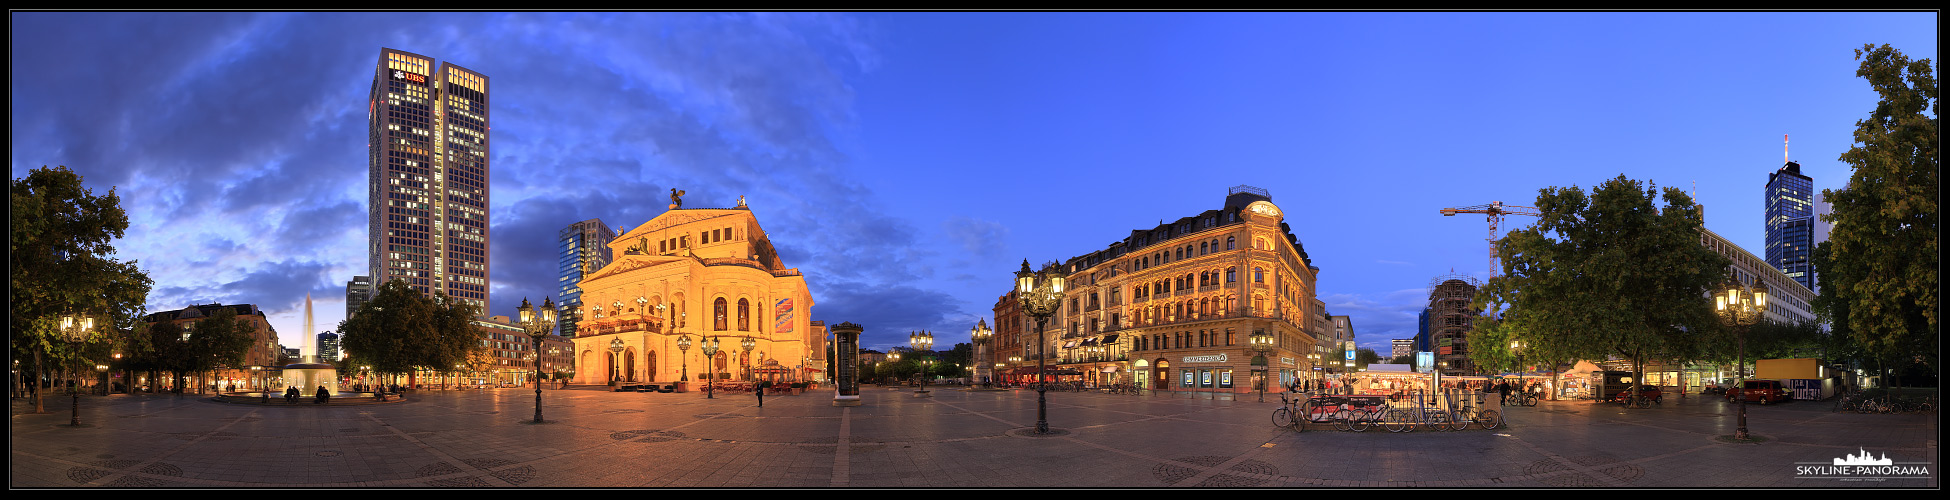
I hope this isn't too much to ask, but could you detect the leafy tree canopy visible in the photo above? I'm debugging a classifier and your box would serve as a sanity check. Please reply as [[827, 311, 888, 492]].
[[337, 278, 483, 376], [1820, 43, 1937, 359]]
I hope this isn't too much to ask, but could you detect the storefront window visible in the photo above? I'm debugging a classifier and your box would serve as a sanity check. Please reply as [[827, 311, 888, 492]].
[[1182, 370, 1194, 388], [1200, 369, 1212, 388], [1219, 370, 1233, 389]]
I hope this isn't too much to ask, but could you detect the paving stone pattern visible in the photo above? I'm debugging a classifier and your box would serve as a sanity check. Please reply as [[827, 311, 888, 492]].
[[8, 387, 1938, 488]]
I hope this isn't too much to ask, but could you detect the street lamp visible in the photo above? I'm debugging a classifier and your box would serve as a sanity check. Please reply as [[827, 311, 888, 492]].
[[58, 313, 96, 427], [519, 297, 557, 423], [701, 336, 720, 399], [888, 351, 902, 386], [971, 319, 992, 388], [94, 364, 108, 397], [909, 330, 933, 393], [1016, 259, 1066, 434], [677, 334, 692, 388], [741, 336, 756, 383], [1715, 277, 1768, 441], [1251, 330, 1273, 402], [608, 338, 625, 387], [1510, 339, 1528, 402]]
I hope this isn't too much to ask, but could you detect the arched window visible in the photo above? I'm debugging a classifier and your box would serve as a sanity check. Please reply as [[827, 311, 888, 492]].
[[1255, 267, 1265, 283], [1210, 238, 1219, 251], [1226, 267, 1237, 283], [713, 298, 728, 331], [737, 298, 750, 331], [1200, 241, 1208, 254], [1226, 237, 1235, 250], [1175, 248, 1182, 260]]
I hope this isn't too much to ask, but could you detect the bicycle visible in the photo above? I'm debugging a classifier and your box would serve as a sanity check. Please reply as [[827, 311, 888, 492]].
[[1509, 391, 1538, 407], [1272, 391, 1305, 431], [1455, 391, 1503, 430]]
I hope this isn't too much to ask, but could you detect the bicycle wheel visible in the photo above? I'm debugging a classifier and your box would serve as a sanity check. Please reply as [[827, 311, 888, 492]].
[[1385, 408, 1414, 433], [1525, 394, 1539, 407], [1634, 396, 1652, 409], [1335, 409, 1356, 432], [1271, 408, 1292, 429], [1348, 409, 1373, 432], [1476, 409, 1502, 430], [1447, 410, 1469, 431]]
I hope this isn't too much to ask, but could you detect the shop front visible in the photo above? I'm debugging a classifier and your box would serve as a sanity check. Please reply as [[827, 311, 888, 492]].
[[1175, 352, 1240, 394]]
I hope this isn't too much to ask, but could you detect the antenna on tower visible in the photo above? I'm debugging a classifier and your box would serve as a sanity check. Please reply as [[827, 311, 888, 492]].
[[1784, 134, 1790, 163]]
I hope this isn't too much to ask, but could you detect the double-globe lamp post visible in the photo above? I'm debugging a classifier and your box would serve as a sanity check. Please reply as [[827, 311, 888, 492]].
[[1015, 260, 1066, 434], [909, 330, 933, 392], [741, 336, 756, 384], [1250, 330, 1273, 402], [701, 336, 720, 399], [1714, 277, 1768, 441], [518, 297, 556, 424], [59, 314, 98, 427]]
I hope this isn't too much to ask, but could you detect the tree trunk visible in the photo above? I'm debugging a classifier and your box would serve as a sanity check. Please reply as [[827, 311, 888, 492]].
[[32, 349, 46, 414]]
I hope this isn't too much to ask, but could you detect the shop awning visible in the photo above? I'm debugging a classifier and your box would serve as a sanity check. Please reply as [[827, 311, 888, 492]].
[[1102, 334, 1119, 343]]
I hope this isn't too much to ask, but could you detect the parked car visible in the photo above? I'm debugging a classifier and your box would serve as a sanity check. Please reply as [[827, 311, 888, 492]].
[[1726, 380, 1788, 404], [1611, 385, 1663, 405]]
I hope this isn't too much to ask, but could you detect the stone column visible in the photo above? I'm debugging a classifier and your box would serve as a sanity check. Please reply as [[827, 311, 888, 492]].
[[831, 322, 862, 406]]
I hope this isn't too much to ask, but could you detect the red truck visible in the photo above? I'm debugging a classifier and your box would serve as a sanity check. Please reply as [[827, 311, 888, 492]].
[[1726, 380, 1789, 404]]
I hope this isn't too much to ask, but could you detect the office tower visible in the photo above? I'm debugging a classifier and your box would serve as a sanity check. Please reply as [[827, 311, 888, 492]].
[[317, 332, 341, 362], [1765, 161, 1815, 292], [345, 275, 373, 319], [557, 218, 616, 337], [368, 48, 492, 315]]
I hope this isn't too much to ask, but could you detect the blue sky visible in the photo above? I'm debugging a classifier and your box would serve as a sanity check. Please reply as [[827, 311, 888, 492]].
[[10, 12, 1937, 354]]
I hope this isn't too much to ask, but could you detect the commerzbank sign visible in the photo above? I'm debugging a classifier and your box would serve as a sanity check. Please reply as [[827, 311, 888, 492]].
[[1182, 354, 1228, 364]]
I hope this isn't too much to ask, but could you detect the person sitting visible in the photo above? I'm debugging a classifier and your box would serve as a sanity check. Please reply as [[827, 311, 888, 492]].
[[285, 386, 301, 404], [314, 385, 330, 404]]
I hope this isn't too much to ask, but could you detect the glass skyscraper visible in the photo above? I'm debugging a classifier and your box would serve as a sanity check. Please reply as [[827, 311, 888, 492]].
[[368, 48, 491, 315], [1765, 161, 1815, 292], [558, 218, 616, 337]]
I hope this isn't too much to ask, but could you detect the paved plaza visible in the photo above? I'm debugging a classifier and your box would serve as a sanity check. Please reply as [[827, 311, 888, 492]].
[[10, 385, 1938, 488]]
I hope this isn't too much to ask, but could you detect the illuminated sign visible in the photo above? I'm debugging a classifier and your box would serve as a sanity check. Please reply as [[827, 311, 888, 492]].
[[1182, 353, 1228, 364], [392, 69, 427, 84]]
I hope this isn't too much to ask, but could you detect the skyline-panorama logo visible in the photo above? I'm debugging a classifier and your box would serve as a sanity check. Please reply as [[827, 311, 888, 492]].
[[1794, 447, 1932, 482]]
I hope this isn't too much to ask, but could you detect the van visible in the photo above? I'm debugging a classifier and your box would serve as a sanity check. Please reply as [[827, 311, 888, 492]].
[[1727, 380, 1788, 404]]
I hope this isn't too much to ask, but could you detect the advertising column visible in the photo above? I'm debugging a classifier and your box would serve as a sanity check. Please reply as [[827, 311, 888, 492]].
[[831, 322, 863, 406]]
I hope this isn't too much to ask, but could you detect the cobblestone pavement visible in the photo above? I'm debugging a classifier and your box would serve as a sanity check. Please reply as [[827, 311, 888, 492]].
[[9, 386, 1937, 488]]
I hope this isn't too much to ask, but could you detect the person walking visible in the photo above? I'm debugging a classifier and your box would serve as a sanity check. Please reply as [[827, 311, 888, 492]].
[[1496, 379, 1512, 405], [756, 380, 769, 407]]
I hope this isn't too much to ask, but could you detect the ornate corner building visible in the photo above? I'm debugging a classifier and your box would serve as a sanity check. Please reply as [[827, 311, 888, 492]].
[[1000, 186, 1324, 394], [568, 198, 826, 386]]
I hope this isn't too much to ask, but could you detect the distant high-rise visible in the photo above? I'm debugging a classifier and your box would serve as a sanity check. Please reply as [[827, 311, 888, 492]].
[[368, 48, 491, 315], [557, 218, 616, 337], [317, 332, 341, 362], [1766, 161, 1815, 292], [346, 275, 373, 319]]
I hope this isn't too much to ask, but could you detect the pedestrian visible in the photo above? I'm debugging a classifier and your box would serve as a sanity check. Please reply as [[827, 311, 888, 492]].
[[314, 385, 330, 404], [285, 385, 300, 404], [1496, 379, 1511, 405], [756, 380, 768, 407]]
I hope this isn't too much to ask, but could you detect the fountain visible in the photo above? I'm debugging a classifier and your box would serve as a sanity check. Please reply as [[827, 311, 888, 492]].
[[278, 293, 342, 396]]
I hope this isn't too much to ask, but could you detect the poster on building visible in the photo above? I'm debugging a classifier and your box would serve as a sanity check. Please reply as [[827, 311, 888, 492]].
[[774, 298, 793, 333]]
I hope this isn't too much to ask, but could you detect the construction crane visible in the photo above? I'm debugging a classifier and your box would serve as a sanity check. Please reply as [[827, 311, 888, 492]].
[[1439, 201, 1540, 279]]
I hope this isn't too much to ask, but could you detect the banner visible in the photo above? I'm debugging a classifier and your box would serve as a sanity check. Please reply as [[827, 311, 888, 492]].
[[774, 298, 794, 333]]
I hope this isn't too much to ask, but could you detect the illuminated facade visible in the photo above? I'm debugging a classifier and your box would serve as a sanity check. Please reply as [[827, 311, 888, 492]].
[[1039, 186, 1324, 393], [558, 218, 617, 337], [141, 303, 283, 390], [569, 200, 825, 386], [368, 48, 492, 314], [1765, 161, 1815, 292]]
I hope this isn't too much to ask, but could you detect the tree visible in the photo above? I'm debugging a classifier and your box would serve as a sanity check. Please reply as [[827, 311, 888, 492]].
[[182, 307, 256, 394], [1354, 348, 1382, 370], [10, 166, 154, 413], [1481, 175, 1731, 401], [1820, 43, 1937, 382], [337, 278, 483, 384]]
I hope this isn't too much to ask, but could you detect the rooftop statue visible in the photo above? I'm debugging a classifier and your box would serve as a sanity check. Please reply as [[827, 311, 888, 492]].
[[670, 188, 686, 210]]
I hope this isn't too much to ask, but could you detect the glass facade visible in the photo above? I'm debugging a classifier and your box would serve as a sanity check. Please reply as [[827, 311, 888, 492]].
[[557, 219, 615, 337], [1765, 162, 1815, 292]]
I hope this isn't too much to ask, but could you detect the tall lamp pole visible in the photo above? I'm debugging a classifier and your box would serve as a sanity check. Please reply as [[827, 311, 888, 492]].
[[677, 335, 692, 391], [1251, 330, 1273, 402], [1715, 278, 1767, 441], [58, 314, 97, 427], [608, 338, 625, 388], [910, 330, 933, 393], [519, 297, 557, 423], [1016, 260, 1067, 434], [741, 336, 756, 383], [701, 336, 720, 399]]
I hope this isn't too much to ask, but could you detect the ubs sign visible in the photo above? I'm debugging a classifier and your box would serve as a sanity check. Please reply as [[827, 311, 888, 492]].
[[392, 69, 428, 84]]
